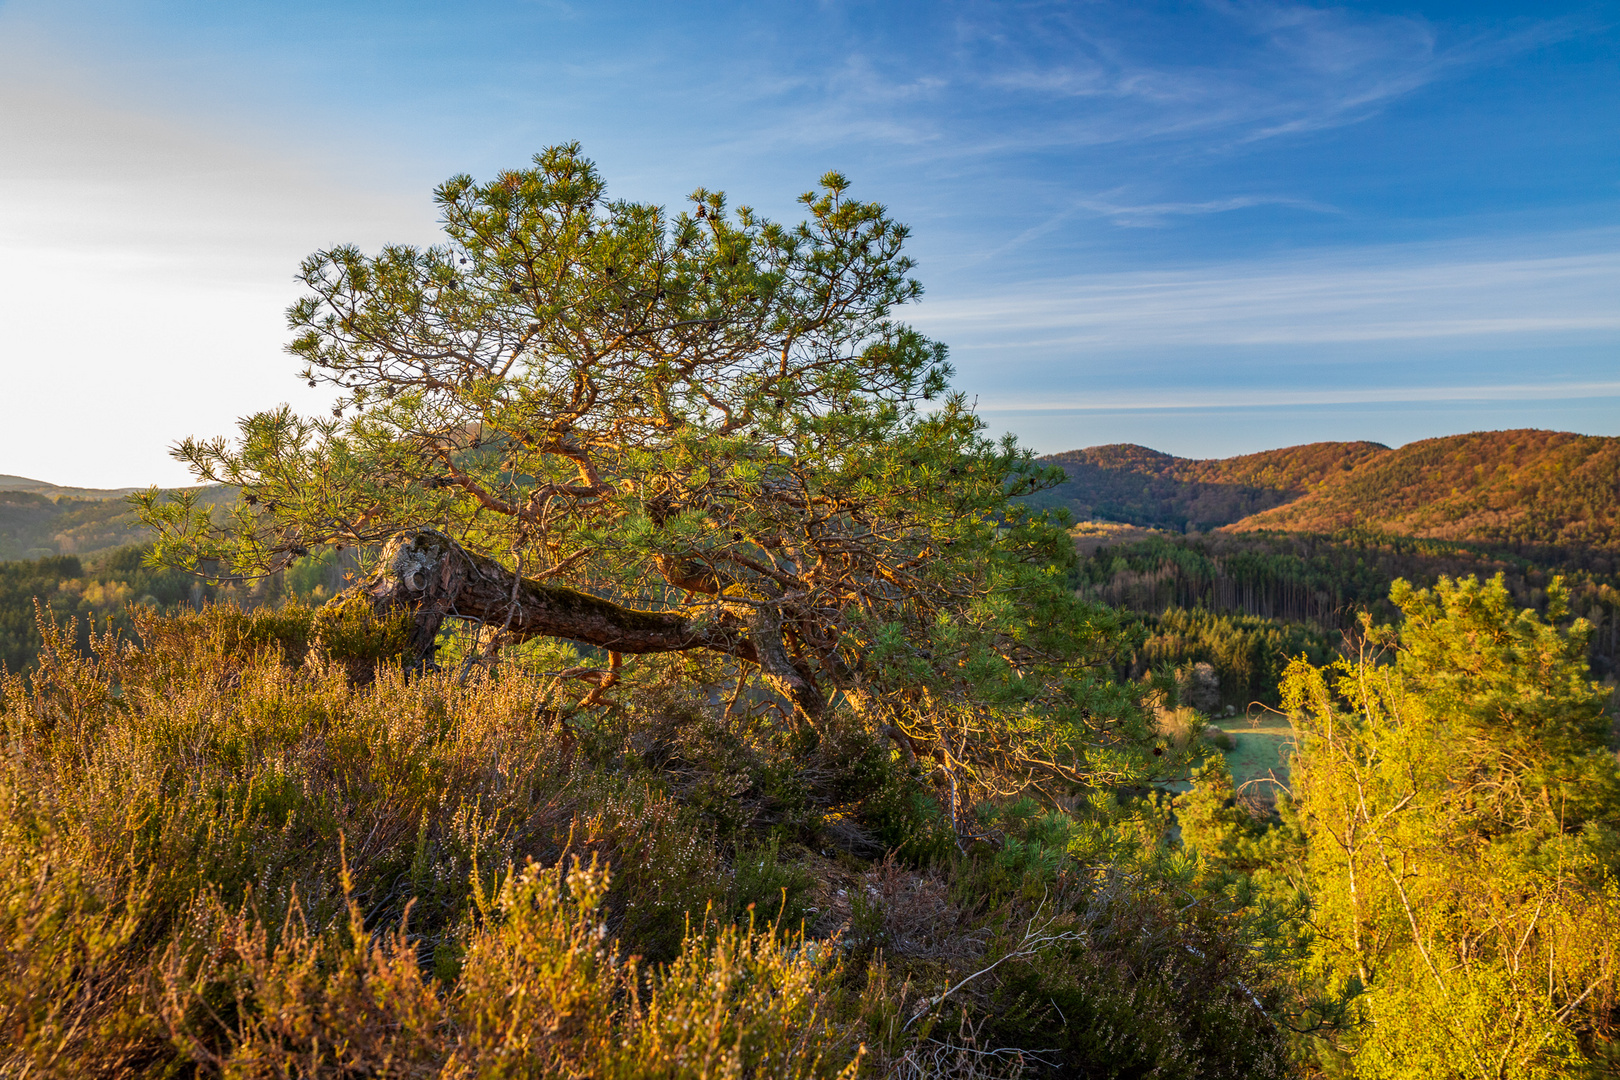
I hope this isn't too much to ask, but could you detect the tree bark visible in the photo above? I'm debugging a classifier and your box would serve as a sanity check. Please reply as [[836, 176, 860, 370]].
[[347, 529, 826, 718], [745, 603, 828, 721]]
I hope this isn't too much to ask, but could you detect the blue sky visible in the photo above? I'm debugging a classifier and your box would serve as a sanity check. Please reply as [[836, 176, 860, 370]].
[[1, 0, 1616, 486]]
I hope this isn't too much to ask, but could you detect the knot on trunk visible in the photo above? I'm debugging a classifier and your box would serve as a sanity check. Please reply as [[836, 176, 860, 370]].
[[368, 530, 463, 609]]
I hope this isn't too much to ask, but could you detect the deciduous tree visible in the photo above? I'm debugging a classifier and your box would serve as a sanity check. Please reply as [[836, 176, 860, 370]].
[[1283, 575, 1620, 1077]]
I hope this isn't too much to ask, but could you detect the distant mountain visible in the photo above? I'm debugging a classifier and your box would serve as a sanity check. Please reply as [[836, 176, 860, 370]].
[[1034, 441, 1390, 532], [0, 478, 233, 561], [0, 475, 143, 500], [1038, 429, 1620, 546]]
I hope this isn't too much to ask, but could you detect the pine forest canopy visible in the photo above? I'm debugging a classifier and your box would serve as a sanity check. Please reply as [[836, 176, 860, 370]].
[[140, 143, 1145, 793]]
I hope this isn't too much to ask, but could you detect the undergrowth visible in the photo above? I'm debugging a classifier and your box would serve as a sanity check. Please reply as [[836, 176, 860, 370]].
[[0, 604, 1289, 1078]]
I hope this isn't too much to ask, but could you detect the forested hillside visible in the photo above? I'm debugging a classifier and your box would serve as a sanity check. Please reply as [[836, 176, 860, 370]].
[[1076, 523, 1620, 706], [1037, 429, 1620, 546], [1234, 429, 1620, 545], [1033, 440, 1389, 532], [0, 491, 152, 560], [1031, 430, 1620, 708], [0, 476, 233, 560], [0, 542, 354, 672], [0, 547, 215, 671]]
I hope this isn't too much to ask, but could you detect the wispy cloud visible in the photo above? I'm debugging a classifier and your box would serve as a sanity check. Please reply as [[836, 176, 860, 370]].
[[1071, 192, 1341, 228], [767, 0, 1587, 162], [981, 380, 1620, 413], [918, 238, 1620, 350], [956, 0, 1452, 148], [962, 191, 1339, 267]]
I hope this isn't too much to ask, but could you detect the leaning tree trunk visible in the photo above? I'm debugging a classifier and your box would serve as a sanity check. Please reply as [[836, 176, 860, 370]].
[[341, 529, 826, 719]]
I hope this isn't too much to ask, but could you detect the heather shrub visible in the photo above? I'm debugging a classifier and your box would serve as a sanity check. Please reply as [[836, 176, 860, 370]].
[[154, 855, 860, 1079], [976, 869, 1288, 1080], [0, 605, 1292, 1077], [729, 835, 816, 929]]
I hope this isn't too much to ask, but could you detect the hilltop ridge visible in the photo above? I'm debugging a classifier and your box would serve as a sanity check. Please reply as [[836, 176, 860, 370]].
[[0, 480, 233, 561], [1038, 428, 1620, 546], [0, 475, 143, 500], [1034, 440, 1391, 532], [1233, 429, 1620, 545]]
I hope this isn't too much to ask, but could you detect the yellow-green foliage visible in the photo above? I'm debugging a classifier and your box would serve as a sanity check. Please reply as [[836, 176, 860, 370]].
[[308, 591, 416, 669], [1283, 574, 1620, 1078]]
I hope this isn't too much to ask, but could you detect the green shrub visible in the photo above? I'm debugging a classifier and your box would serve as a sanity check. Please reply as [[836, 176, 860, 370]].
[[729, 835, 815, 929]]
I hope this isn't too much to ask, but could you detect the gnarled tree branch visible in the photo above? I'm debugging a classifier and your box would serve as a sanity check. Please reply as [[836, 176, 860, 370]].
[[347, 529, 833, 718]]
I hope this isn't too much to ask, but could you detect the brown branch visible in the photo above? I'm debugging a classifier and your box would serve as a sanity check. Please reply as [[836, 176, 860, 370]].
[[356, 528, 755, 663], [349, 529, 845, 722]]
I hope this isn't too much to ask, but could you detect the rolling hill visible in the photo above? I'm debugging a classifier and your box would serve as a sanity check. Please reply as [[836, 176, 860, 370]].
[[1034, 440, 1392, 532], [0, 475, 143, 499], [1039, 429, 1620, 546], [1231, 430, 1620, 545], [0, 476, 233, 561]]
